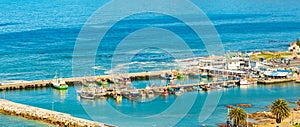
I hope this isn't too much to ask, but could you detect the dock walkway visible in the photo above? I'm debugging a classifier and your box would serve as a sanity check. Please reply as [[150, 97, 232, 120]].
[[0, 70, 170, 91], [257, 78, 295, 84]]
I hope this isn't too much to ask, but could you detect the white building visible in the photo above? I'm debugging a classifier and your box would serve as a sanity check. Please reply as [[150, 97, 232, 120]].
[[226, 54, 262, 70], [288, 42, 300, 53], [198, 56, 226, 69]]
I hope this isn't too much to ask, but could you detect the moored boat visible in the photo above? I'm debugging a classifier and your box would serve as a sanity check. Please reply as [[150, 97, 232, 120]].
[[161, 72, 176, 80], [147, 90, 155, 98], [239, 78, 257, 85], [161, 91, 169, 96], [51, 74, 68, 90], [174, 88, 184, 96], [98, 79, 108, 86], [82, 79, 98, 87], [202, 85, 210, 91], [114, 93, 122, 102], [80, 92, 95, 100]]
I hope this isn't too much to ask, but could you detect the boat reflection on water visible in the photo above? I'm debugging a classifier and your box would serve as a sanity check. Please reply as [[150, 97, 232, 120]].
[[52, 89, 67, 101], [239, 84, 257, 89]]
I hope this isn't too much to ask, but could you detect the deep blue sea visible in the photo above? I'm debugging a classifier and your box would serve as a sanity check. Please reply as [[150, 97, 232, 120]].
[[1, 0, 300, 126]]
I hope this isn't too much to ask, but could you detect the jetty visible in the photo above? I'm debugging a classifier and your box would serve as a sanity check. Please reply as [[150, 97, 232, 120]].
[[0, 70, 186, 91], [0, 99, 116, 127], [257, 78, 295, 84], [0, 70, 170, 91]]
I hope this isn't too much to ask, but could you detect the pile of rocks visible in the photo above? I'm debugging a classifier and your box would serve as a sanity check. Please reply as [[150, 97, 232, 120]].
[[0, 99, 115, 127]]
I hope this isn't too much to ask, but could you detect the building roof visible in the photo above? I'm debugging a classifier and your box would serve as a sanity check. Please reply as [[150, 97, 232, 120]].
[[199, 67, 246, 74], [290, 42, 296, 46]]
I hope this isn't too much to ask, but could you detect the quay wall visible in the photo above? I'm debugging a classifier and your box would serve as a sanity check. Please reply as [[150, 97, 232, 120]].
[[0, 70, 170, 91], [0, 69, 298, 91], [0, 99, 116, 127], [257, 78, 296, 84]]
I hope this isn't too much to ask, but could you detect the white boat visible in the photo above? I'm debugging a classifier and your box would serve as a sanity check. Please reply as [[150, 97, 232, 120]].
[[175, 90, 183, 96], [239, 79, 257, 85], [113, 76, 131, 85], [215, 85, 222, 89], [225, 83, 236, 88], [51, 74, 68, 90], [147, 91, 155, 98], [80, 93, 95, 100], [129, 89, 140, 98]]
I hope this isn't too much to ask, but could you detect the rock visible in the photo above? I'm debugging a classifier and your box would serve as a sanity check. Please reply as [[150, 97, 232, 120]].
[[225, 105, 234, 109], [236, 103, 252, 108], [248, 111, 275, 119]]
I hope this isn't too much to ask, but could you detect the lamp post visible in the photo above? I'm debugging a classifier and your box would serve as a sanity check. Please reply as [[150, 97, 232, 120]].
[[291, 111, 294, 125], [246, 111, 248, 127], [226, 108, 231, 127]]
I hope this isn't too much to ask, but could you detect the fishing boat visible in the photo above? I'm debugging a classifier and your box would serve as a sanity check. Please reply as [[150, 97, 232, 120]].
[[82, 79, 97, 87], [239, 78, 257, 85], [227, 83, 237, 88], [147, 90, 155, 98], [94, 87, 106, 98], [161, 91, 169, 96], [176, 72, 187, 79], [129, 89, 140, 98], [113, 92, 122, 102], [202, 85, 210, 91], [80, 92, 95, 100], [113, 76, 131, 85], [174, 88, 184, 96], [98, 79, 108, 86], [140, 91, 146, 99], [221, 81, 236, 88], [161, 73, 175, 80], [215, 85, 222, 89], [51, 75, 68, 90]]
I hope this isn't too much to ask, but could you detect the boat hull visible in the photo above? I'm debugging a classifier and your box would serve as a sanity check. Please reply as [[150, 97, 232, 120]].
[[80, 94, 95, 100], [52, 83, 68, 90]]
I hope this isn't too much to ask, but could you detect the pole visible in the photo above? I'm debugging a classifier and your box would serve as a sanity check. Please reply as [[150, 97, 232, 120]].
[[246, 112, 248, 127], [291, 111, 294, 125], [52, 102, 54, 111]]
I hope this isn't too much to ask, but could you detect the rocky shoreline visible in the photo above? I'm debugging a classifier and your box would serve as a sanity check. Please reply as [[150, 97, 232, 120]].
[[0, 99, 116, 127]]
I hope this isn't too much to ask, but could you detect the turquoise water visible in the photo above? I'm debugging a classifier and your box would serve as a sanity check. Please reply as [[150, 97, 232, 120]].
[[1, 0, 300, 80], [1, 0, 300, 126], [2, 81, 300, 126], [0, 114, 53, 127]]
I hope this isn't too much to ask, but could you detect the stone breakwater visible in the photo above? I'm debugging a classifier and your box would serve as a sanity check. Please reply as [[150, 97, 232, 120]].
[[0, 99, 116, 127]]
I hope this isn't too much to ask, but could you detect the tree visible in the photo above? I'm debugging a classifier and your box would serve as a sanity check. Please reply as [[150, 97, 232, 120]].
[[296, 38, 300, 47], [228, 107, 247, 127], [270, 98, 290, 124]]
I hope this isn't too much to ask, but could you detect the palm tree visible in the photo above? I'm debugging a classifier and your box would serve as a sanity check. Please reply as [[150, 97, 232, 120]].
[[296, 38, 300, 47], [228, 107, 247, 127], [270, 98, 290, 125]]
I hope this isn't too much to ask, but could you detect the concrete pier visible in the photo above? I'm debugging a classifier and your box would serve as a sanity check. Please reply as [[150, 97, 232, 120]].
[[257, 78, 295, 84], [2, 69, 296, 91], [0, 70, 170, 91], [0, 99, 116, 127]]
